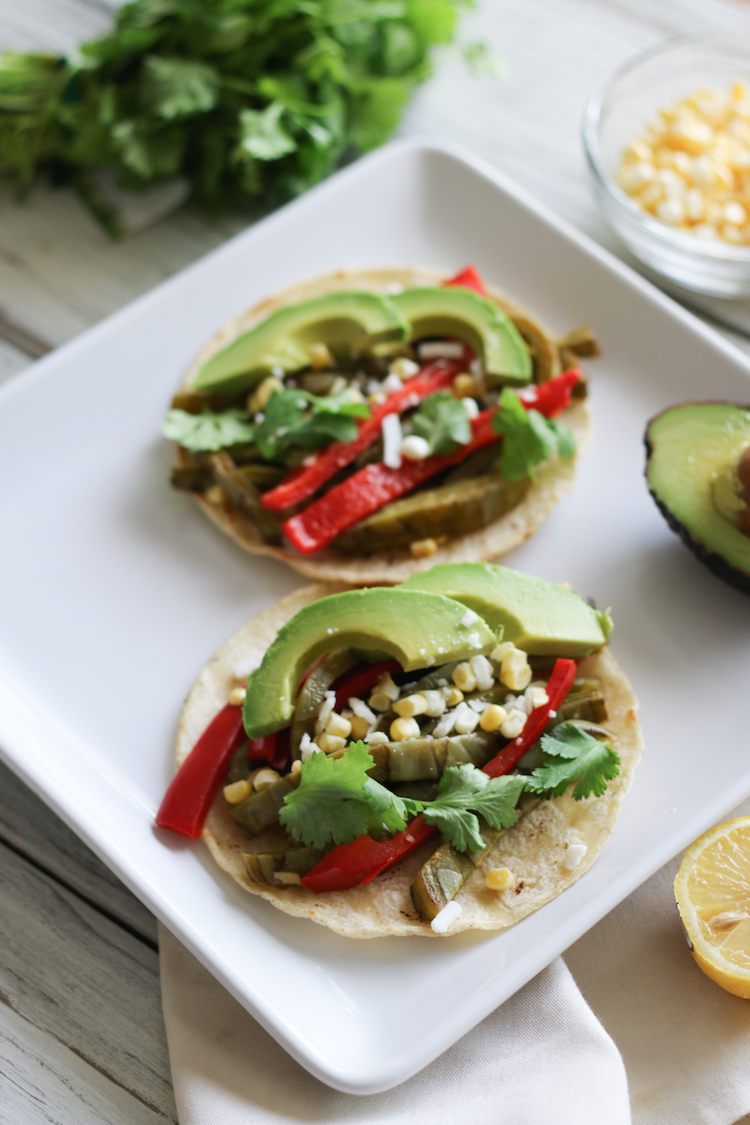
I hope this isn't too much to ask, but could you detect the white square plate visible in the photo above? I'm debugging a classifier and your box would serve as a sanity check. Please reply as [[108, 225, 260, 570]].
[[2, 140, 750, 1094]]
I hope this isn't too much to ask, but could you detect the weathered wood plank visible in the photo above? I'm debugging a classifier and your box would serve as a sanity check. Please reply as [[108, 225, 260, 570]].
[[0, 840, 176, 1123], [0, 761, 157, 944]]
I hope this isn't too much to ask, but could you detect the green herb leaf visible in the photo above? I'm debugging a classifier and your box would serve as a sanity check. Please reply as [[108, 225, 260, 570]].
[[235, 102, 296, 162], [526, 722, 620, 801], [253, 387, 367, 461], [141, 57, 219, 119], [411, 391, 471, 454], [162, 408, 254, 451], [492, 389, 577, 482], [422, 765, 526, 852], [279, 741, 409, 848]]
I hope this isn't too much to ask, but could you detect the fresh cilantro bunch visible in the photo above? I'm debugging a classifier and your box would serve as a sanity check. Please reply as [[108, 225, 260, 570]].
[[492, 388, 576, 482], [161, 386, 369, 457], [410, 391, 471, 454], [0, 0, 469, 231], [526, 722, 621, 801]]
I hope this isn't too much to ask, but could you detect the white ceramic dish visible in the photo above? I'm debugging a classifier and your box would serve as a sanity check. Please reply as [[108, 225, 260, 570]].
[[1, 139, 750, 1094]]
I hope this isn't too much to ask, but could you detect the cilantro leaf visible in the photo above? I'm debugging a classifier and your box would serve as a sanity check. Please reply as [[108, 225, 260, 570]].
[[411, 392, 471, 454], [162, 408, 254, 452], [492, 389, 577, 482], [526, 722, 620, 801], [253, 388, 367, 461], [141, 57, 219, 120], [279, 741, 408, 848], [235, 102, 296, 162], [422, 765, 526, 853]]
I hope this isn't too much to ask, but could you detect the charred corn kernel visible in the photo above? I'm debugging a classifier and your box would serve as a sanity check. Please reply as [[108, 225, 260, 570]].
[[375, 674, 400, 702], [500, 708, 527, 739], [318, 732, 347, 754], [390, 716, 421, 741], [486, 867, 515, 891], [309, 342, 333, 369], [366, 731, 389, 744], [290, 760, 302, 774], [410, 537, 439, 559], [247, 376, 282, 414], [480, 704, 508, 732], [452, 372, 476, 398], [204, 484, 225, 506], [393, 693, 428, 718], [452, 662, 477, 692], [228, 686, 246, 706], [369, 691, 392, 712], [442, 685, 464, 706], [349, 714, 371, 740], [423, 689, 446, 717], [223, 779, 251, 804], [253, 768, 280, 792], [275, 871, 301, 885], [325, 713, 352, 738]]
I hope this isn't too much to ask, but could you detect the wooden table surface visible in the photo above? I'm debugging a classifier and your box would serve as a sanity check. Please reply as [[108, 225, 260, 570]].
[[3, 1, 750, 1121]]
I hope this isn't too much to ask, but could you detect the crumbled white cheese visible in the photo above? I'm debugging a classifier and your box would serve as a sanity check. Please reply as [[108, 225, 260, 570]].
[[316, 690, 337, 732], [431, 900, 463, 933], [468, 698, 489, 713], [348, 697, 376, 724], [382, 413, 403, 469], [384, 281, 404, 295], [459, 608, 480, 627], [467, 631, 481, 648], [470, 654, 494, 691], [382, 372, 403, 395], [432, 709, 458, 738], [453, 701, 480, 734], [564, 843, 588, 871], [400, 434, 431, 460], [462, 398, 480, 419], [418, 341, 465, 360]]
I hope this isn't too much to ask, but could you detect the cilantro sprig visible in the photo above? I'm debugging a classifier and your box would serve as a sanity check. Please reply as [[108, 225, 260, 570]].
[[411, 392, 471, 455], [419, 766, 526, 852], [492, 389, 576, 482], [526, 722, 621, 801], [0, 0, 470, 231], [162, 407, 254, 452]]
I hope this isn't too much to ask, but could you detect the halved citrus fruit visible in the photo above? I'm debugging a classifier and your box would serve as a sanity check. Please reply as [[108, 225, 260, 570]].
[[675, 817, 750, 998]]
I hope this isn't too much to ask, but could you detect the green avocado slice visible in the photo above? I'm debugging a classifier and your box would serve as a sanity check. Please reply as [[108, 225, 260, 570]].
[[243, 587, 497, 738], [192, 292, 408, 396], [400, 562, 611, 656], [645, 402, 750, 593], [390, 287, 532, 385]]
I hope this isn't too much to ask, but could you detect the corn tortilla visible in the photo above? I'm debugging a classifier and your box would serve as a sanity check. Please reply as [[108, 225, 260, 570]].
[[175, 267, 591, 584], [176, 584, 642, 939]]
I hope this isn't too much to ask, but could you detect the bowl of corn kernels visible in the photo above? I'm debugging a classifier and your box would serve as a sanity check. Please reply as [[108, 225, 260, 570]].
[[584, 36, 750, 296]]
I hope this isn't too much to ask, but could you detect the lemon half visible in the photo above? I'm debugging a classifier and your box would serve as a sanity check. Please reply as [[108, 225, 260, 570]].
[[675, 817, 750, 998]]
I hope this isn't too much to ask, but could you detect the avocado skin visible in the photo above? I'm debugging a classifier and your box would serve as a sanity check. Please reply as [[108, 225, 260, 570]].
[[647, 409, 750, 594], [644, 407, 750, 595]]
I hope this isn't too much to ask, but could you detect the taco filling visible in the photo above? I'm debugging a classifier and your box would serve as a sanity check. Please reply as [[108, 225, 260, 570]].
[[162, 266, 597, 577], [157, 563, 641, 938]]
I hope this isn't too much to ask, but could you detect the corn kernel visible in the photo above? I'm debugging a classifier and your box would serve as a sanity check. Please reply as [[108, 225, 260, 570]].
[[486, 867, 515, 891], [390, 716, 421, 741], [369, 692, 392, 712], [223, 779, 251, 804], [393, 693, 428, 718], [500, 708, 527, 739], [318, 732, 347, 754], [349, 714, 370, 740], [204, 484, 226, 506], [422, 689, 446, 717], [325, 712, 352, 738], [470, 654, 494, 691], [452, 372, 477, 399], [410, 537, 439, 559], [366, 731, 389, 744], [228, 686, 246, 706], [309, 342, 333, 369], [290, 760, 302, 774], [275, 871, 301, 885], [492, 642, 532, 691], [253, 768, 280, 791], [442, 686, 464, 707], [480, 704, 508, 732], [453, 703, 480, 735], [375, 674, 400, 701], [390, 357, 420, 380], [247, 376, 282, 414], [452, 662, 477, 692]]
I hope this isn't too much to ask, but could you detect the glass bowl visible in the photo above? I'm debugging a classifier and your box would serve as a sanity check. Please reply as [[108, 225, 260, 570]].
[[584, 36, 750, 297]]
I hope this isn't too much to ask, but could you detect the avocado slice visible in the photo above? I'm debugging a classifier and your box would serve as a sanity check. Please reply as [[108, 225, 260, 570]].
[[400, 562, 611, 656], [243, 587, 497, 737], [192, 292, 408, 396], [390, 287, 532, 385], [645, 402, 750, 594]]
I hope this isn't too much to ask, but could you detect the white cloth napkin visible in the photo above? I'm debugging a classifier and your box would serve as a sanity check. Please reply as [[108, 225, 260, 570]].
[[159, 800, 750, 1125]]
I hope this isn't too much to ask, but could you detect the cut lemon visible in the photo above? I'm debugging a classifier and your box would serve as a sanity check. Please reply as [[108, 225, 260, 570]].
[[675, 817, 750, 998]]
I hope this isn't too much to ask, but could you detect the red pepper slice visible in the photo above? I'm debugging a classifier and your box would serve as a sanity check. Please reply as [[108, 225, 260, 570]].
[[260, 360, 463, 511], [482, 658, 577, 778], [442, 266, 487, 295], [331, 659, 401, 711], [283, 370, 580, 555], [156, 704, 246, 840], [300, 658, 578, 892]]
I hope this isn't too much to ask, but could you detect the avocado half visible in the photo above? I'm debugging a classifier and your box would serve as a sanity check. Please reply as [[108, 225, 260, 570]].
[[645, 402, 750, 594]]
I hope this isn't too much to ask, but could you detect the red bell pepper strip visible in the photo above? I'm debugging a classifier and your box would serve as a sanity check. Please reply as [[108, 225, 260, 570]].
[[300, 658, 578, 892], [283, 369, 580, 554], [156, 704, 246, 840], [443, 266, 487, 295], [482, 658, 577, 778], [260, 360, 464, 511], [331, 659, 402, 711]]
